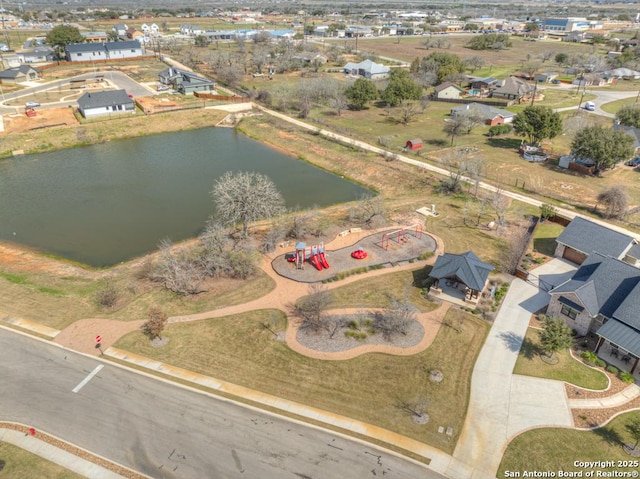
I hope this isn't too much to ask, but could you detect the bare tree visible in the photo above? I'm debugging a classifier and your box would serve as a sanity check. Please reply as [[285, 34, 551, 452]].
[[521, 61, 542, 79], [252, 47, 269, 74], [374, 294, 416, 340], [395, 395, 429, 423], [397, 100, 420, 125], [596, 186, 628, 219], [465, 156, 486, 197], [153, 239, 205, 295], [286, 208, 318, 239], [440, 149, 470, 193], [291, 284, 334, 334], [499, 224, 530, 274], [464, 55, 485, 73], [141, 307, 168, 340], [490, 188, 510, 226], [349, 194, 386, 228], [443, 116, 468, 146], [217, 64, 243, 86], [539, 50, 555, 63], [94, 280, 119, 309], [212, 171, 285, 238], [199, 220, 229, 277]]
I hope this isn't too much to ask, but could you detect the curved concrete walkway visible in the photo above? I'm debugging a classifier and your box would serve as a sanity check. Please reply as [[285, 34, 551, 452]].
[[568, 383, 640, 409]]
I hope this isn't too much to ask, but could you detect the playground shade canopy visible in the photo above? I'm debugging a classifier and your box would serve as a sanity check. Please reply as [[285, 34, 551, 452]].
[[429, 251, 494, 292]]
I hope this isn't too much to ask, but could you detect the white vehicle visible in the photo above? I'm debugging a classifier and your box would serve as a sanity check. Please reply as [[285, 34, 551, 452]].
[[584, 101, 596, 111]]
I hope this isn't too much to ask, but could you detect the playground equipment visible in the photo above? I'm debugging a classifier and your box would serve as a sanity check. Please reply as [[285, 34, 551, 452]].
[[351, 247, 367, 259], [380, 224, 424, 250], [287, 242, 330, 271]]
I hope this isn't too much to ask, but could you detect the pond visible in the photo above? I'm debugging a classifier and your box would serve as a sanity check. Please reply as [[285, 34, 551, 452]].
[[0, 127, 370, 266]]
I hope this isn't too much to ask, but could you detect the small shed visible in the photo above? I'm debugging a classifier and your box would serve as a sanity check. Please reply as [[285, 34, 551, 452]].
[[405, 139, 423, 151]]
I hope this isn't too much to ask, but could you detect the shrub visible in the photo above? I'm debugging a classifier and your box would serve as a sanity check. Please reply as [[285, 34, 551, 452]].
[[596, 359, 606, 368], [606, 365, 619, 374], [619, 371, 635, 383], [345, 330, 368, 341], [488, 124, 513, 137], [94, 281, 119, 309], [581, 351, 598, 365]]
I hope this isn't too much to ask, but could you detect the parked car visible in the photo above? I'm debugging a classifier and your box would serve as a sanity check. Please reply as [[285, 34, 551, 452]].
[[584, 101, 596, 111], [625, 156, 640, 167], [157, 85, 170, 92], [25, 102, 40, 108], [551, 79, 561, 84]]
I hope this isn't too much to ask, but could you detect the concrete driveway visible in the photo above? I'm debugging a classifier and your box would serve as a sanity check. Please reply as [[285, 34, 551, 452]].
[[449, 259, 576, 479]]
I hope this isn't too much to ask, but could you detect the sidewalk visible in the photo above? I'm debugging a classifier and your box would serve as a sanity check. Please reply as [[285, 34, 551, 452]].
[[0, 427, 129, 479], [568, 383, 640, 409]]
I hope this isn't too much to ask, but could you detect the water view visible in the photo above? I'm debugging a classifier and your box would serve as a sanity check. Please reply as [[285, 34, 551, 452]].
[[0, 127, 369, 266]]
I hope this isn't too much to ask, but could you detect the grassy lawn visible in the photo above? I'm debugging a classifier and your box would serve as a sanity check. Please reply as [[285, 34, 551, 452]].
[[115, 299, 488, 454], [600, 97, 639, 115], [532, 221, 565, 256], [0, 441, 83, 478], [514, 328, 608, 390], [0, 268, 275, 330], [329, 267, 439, 312], [507, 89, 597, 114], [499, 411, 640, 475]]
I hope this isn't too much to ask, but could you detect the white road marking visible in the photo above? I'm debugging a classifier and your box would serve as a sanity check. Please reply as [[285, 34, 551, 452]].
[[72, 365, 104, 393]]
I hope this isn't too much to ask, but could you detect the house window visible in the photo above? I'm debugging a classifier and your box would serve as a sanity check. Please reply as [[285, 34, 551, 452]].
[[561, 305, 578, 320], [77, 53, 83, 57]]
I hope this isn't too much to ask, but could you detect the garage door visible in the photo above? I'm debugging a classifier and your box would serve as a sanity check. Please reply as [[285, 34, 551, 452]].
[[563, 247, 587, 265]]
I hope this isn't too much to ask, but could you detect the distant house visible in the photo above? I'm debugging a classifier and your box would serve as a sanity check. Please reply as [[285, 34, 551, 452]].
[[81, 31, 109, 43], [158, 67, 216, 94], [17, 47, 54, 64], [433, 81, 464, 100], [534, 72, 559, 83], [451, 102, 515, 126], [0, 64, 40, 84], [554, 216, 636, 265], [613, 123, 640, 153], [77, 89, 135, 118], [572, 74, 608, 87], [65, 41, 144, 62], [603, 68, 640, 80], [343, 59, 390, 80], [491, 76, 534, 101], [180, 24, 204, 36], [469, 77, 498, 91], [112, 23, 128, 37], [429, 251, 494, 302]]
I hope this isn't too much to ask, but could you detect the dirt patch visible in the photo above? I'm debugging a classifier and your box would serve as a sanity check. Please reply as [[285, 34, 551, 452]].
[[0, 242, 93, 278], [1, 107, 78, 136], [53, 318, 144, 356]]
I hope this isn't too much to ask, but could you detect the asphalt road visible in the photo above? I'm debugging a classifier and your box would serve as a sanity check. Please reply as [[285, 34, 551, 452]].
[[0, 328, 444, 479]]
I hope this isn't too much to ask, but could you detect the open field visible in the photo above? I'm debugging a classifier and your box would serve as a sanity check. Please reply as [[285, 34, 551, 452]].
[[499, 411, 640, 475], [0, 440, 83, 479], [514, 328, 609, 390], [115, 300, 488, 454]]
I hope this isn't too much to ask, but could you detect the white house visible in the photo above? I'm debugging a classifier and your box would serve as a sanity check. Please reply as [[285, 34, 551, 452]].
[[65, 41, 144, 62], [343, 59, 390, 80], [77, 90, 135, 118]]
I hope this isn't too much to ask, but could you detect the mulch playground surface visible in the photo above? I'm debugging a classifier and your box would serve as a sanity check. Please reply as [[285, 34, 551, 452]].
[[271, 228, 437, 283]]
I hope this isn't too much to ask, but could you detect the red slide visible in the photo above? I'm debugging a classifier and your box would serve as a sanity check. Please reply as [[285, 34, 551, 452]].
[[309, 254, 323, 271], [319, 252, 329, 269]]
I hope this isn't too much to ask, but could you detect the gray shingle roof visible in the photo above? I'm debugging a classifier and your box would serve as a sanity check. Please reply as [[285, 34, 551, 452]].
[[556, 217, 635, 259], [451, 102, 514, 121], [77, 90, 133, 110], [550, 253, 640, 320], [429, 251, 494, 291], [0, 65, 38, 79], [596, 320, 640, 358]]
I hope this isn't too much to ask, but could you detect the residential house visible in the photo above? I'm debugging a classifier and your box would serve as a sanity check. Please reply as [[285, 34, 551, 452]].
[[469, 77, 498, 92], [451, 102, 515, 126], [343, 59, 390, 80], [112, 23, 128, 37], [0, 64, 40, 84], [491, 76, 534, 101], [613, 123, 640, 153], [65, 41, 144, 62], [17, 47, 54, 64], [125, 27, 145, 41], [429, 251, 494, 302], [603, 68, 640, 80], [180, 24, 204, 36], [572, 73, 608, 87], [534, 72, 559, 83], [77, 89, 135, 118], [157, 67, 216, 94], [554, 216, 636, 265], [548, 253, 640, 373], [81, 32, 109, 43], [433, 81, 464, 100]]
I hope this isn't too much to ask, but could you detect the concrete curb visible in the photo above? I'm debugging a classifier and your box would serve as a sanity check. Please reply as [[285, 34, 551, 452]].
[[0, 315, 60, 338], [0, 426, 134, 479]]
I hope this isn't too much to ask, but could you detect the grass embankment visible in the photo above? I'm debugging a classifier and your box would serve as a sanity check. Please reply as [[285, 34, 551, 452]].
[[0, 268, 275, 330], [499, 411, 640, 475], [514, 328, 608, 390], [0, 441, 84, 479], [600, 97, 639, 115], [115, 273, 489, 454]]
